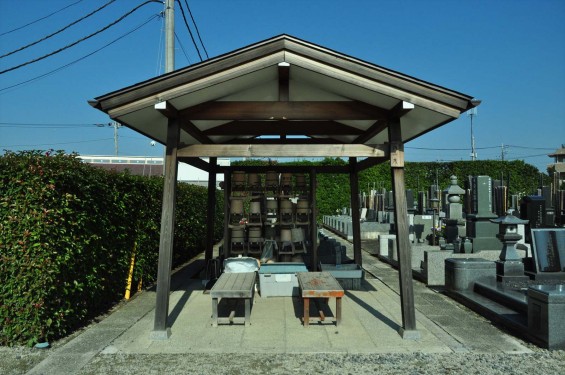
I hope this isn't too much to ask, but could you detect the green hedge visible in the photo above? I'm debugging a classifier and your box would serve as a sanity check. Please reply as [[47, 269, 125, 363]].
[[0, 151, 223, 346], [232, 158, 550, 219]]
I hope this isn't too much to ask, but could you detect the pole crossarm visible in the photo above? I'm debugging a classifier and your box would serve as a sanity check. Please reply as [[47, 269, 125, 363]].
[[178, 100, 390, 121], [177, 143, 387, 158]]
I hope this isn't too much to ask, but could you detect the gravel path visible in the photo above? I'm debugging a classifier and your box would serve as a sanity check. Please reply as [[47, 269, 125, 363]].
[[77, 352, 565, 375], [2, 345, 564, 374]]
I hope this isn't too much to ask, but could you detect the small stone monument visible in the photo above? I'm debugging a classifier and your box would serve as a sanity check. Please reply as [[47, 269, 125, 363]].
[[440, 176, 468, 252], [490, 210, 530, 284]]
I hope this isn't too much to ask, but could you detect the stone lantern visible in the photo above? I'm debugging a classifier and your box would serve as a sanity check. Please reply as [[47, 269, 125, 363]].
[[490, 210, 530, 283]]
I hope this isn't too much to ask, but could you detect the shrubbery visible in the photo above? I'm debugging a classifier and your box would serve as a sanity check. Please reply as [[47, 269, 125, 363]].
[[0, 151, 223, 346], [232, 158, 549, 219]]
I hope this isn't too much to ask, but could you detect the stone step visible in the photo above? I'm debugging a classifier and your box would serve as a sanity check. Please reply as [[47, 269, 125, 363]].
[[473, 279, 528, 314]]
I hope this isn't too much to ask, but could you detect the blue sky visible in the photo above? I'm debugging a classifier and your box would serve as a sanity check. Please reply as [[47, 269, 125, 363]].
[[0, 0, 564, 172]]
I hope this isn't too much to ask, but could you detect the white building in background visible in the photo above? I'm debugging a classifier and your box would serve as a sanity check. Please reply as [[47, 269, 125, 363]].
[[77, 156, 230, 187]]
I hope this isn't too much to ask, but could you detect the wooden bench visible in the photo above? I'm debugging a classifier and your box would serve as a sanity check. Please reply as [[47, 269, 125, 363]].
[[297, 271, 345, 327], [210, 272, 255, 327]]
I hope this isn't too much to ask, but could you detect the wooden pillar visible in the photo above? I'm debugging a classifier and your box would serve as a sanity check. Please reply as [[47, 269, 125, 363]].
[[151, 118, 180, 340], [388, 119, 420, 340], [349, 158, 362, 266], [205, 157, 217, 262], [310, 168, 318, 271], [223, 170, 231, 259]]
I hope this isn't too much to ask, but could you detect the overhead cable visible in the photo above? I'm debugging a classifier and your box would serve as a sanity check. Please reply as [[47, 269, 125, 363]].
[[0, 0, 84, 37], [0, 0, 161, 75], [184, 0, 208, 59], [0, 14, 160, 93], [1, 0, 116, 59], [1, 138, 115, 148], [175, 32, 192, 65], [176, 0, 203, 61]]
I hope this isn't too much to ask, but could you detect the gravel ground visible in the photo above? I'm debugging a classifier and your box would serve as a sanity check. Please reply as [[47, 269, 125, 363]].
[[2, 347, 564, 375], [77, 352, 565, 375]]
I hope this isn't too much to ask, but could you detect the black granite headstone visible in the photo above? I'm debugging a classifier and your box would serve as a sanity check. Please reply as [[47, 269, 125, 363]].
[[521, 195, 546, 243], [531, 229, 565, 272]]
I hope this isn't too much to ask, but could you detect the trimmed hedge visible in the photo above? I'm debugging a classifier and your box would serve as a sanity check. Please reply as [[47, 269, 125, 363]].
[[0, 151, 223, 346], [232, 158, 550, 219]]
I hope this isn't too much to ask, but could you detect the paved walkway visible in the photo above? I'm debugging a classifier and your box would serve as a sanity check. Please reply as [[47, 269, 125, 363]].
[[26, 235, 533, 374]]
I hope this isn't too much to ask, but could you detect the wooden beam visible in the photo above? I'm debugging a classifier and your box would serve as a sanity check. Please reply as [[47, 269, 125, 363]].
[[179, 101, 390, 120], [388, 118, 419, 339], [278, 62, 289, 101], [155, 101, 213, 144], [226, 137, 344, 144], [204, 121, 364, 136], [205, 157, 217, 262], [391, 100, 415, 119], [349, 158, 362, 266], [215, 165, 351, 174], [310, 168, 318, 271], [151, 117, 180, 340], [354, 120, 386, 144], [177, 144, 386, 158], [353, 102, 413, 144], [178, 157, 210, 172], [180, 120, 213, 144], [223, 170, 231, 259], [356, 156, 388, 171], [154, 100, 178, 118]]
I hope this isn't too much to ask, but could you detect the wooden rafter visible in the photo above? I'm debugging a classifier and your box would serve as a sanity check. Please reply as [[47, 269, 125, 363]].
[[225, 137, 342, 144], [352, 101, 414, 144], [203, 120, 364, 136], [179, 101, 390, 120], [278, 62, 289, 101], [155, 101, 213, 144]]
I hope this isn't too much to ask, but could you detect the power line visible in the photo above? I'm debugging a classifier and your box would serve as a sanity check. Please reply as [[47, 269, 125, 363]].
[[0, 122, 112, 128], [0, 14, 160, 93], [176, 0, 203, 61], [0, 0, 116, 59], [0, 0, 84, 37], [0, 0, 162, 75], [0, 138, 115, 148], [175, 32, 193, 65], [407, 145, 500, 151], [184, 0, 208, 59]]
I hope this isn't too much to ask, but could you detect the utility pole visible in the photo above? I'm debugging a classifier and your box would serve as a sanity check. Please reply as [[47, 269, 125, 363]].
[[501, 143, 505, 161], [165, 0, 175, 73], [113, 122, 120, 156], [469, 100, 481, 161]]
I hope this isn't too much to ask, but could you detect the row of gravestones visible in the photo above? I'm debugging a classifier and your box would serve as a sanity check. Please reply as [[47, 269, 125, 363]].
[[355, 175, 564, 277]]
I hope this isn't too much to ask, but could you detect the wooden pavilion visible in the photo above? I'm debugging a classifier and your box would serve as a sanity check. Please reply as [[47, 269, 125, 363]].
[[89, 34, 478, 340]]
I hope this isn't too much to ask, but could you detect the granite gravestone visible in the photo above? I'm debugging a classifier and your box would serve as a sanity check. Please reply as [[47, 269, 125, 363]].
[[520, 195, 546, 243], [530, 228, 565, 273], [467, 176, 500, 251]]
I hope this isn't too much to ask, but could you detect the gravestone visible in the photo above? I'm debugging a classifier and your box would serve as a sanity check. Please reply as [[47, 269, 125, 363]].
[[520, 195, 546, 243], [466, 176, 500, 251], [414, 214, 434, 243], [526, 229, 565, 281], [417, 191, 426, 215], [541, 186, 555, 226], [406, 189, 415, 214]]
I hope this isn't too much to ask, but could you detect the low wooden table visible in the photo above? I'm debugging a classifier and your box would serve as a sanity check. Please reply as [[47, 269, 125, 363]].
[[210, 272, 255, 327], [297, 272, 345, 327]]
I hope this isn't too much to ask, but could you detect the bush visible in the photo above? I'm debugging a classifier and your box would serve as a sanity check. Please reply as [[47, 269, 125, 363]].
[[0, 151, 223, 346]]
